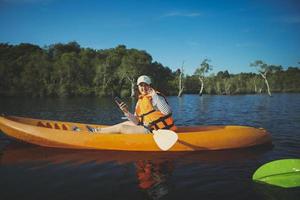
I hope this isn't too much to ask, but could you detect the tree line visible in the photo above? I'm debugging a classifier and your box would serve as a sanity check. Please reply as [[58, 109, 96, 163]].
[[0, 42, 299, 97]]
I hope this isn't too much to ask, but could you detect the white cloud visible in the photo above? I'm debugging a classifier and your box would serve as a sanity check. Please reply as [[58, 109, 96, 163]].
[[162, 11, 202, 18]]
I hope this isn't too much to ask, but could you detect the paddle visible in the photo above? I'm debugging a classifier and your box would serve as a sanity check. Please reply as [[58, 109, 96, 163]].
[[151, 129, 178, 151], [252, 159, 300, 188], [114, 97, 178, 151]]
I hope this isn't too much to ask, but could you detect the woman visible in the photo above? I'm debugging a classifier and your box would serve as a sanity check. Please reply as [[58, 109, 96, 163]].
[[87, 75, 177, 134]]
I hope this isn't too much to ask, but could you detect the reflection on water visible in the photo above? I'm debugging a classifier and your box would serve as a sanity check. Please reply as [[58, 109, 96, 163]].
[[0, 143, 273, 167], [136, 160, 173, 200]]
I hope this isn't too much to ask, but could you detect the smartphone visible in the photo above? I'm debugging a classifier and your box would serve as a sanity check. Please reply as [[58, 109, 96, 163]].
[[114, 96, 123, 105], [114, 97, 128, 114]]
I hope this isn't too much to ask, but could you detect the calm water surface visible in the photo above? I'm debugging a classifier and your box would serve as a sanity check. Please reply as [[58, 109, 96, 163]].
[[0, 94, 299, 200]]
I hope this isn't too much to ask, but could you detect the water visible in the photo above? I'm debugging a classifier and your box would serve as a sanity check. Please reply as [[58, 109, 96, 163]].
[[0, 94, 299, 200]]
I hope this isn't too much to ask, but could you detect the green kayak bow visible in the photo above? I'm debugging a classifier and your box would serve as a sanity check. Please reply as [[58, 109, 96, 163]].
[[253, 159, 300, 188]]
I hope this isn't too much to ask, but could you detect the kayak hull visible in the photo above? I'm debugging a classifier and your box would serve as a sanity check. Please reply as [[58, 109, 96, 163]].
[[0, 116, 272, 151]]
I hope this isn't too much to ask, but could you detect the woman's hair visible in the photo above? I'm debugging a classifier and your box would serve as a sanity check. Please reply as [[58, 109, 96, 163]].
[[135, 86, 140, 99]]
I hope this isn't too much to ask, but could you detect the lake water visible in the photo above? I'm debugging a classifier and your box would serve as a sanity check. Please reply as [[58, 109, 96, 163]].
[[0, 94, 299, 200]]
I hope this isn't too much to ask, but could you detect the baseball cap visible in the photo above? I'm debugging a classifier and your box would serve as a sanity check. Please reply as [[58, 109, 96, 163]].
[[137, 75, 151, 85]]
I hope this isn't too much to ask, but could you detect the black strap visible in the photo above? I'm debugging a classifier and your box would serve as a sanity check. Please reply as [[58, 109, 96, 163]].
[[138, 109, 156, 124], [147, 113, 175, 130], [138, 109, 156, 118], [148, 113, 172, 126], [139, 114, 174, 131], [156, 92, 169, 104], [141, 124, 153, 134]]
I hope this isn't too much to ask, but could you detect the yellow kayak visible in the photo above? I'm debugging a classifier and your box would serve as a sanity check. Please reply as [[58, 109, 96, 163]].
[[0, 115, 272, 151]]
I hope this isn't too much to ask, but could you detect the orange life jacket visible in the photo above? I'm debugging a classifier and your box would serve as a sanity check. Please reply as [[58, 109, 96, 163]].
[[135, 92, 177, 131]]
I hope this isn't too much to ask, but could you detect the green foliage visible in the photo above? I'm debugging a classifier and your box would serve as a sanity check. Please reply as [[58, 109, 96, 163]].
[[0, 42, 299, 97], [185, 75, 200, 94], [250, 60, 283, 75], [0, 42, 176, 97], [120, 89, 130, 98], [194, 58, 213, 77]]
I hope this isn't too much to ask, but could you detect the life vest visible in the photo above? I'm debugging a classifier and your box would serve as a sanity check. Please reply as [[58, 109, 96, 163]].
[[135, 92, 177, 131]]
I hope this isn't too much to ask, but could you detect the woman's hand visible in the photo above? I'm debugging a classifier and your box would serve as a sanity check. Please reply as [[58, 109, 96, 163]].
[[148, 87, 156, 97]]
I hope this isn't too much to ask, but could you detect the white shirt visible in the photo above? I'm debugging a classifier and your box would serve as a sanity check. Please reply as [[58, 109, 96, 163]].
[[151, 93, 172, 115]]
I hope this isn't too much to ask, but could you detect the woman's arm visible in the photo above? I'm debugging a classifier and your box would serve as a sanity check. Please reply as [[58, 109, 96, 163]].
[[152, 93, 172, 115], [125, 112, 139, 125], [116, 100, 139, 125]]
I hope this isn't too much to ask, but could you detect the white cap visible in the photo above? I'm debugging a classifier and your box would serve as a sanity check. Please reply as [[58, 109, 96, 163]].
[[137, 75, 151, 85]]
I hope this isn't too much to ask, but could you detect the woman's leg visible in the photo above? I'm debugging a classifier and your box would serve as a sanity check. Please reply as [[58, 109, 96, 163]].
[[97, 121, 133, 133], [98, 121, 149, 134], [119, 124, 149, 134]]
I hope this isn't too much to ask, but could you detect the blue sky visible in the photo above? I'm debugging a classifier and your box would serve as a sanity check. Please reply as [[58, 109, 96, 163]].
[[0, 0, 300, 75]]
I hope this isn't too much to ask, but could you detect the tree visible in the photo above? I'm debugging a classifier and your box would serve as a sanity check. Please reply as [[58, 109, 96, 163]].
[[20, 52, 51, 96], [250, 60, 282, 96], [115, 47, 153, 97], [77, 48, 97, 95], [47, 41, 81, 59], [147, 62, 174, 95], [53, 52, 82, 96], [177, 61, 184, 97], [194, 58, 213, 96], [216, 70, 231, 94], [2, 42, 300, 97]]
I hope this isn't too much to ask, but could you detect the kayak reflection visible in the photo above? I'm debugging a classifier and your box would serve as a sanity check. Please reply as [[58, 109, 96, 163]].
[[0, 142, 272, 166], [136, 160, 174, 200], [0, 143, 273, 199]]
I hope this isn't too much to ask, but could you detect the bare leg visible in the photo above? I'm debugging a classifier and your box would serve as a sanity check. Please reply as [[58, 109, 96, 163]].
[[119, 124, 149, 134], [99, 121, 149, 134]]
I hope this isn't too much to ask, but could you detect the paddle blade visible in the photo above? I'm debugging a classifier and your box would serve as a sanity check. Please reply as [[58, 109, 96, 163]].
[[253, 159, 300, 188], [152, 129, 178, 151]]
